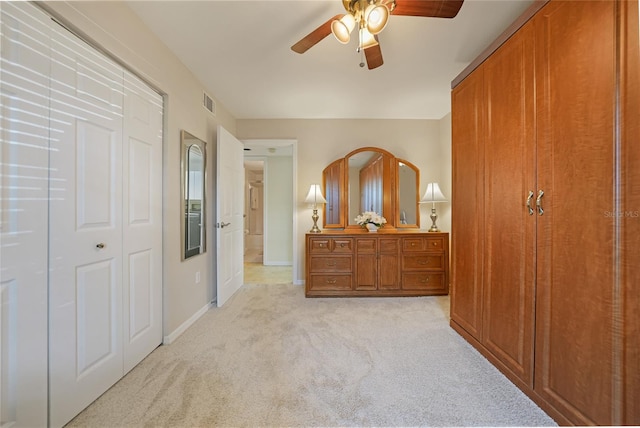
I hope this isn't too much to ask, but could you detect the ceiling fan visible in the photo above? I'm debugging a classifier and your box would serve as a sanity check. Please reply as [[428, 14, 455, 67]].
[[291, 0, 464, 70]]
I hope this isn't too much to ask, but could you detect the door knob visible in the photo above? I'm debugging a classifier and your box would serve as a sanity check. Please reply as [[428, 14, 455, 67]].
[[218, 221, 231, 228], [96, 243, 106, 249]]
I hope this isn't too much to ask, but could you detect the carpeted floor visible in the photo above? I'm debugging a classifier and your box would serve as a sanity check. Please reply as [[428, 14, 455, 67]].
[[68, 284, 557, 427]]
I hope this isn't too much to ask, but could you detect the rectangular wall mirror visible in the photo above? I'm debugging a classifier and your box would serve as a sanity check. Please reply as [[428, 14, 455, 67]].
[[181, 130, 207, 259]]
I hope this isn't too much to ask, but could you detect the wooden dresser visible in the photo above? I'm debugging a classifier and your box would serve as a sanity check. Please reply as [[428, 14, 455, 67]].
[[305, 231, 449, 297]]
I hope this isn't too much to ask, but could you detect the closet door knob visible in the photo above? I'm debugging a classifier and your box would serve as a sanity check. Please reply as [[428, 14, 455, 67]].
[[526, 191, 534, 216], [536, 190, 545, 216], [96, 243, 105, 249]]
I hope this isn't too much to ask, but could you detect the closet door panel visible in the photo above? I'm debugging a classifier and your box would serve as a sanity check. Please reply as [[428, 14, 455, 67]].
[[450, 68, 484, 339], [122, 71, 163, 373], [0, 3, 51, 426], [48, 24, 124, 428], [621, 0, 640, 423], [482, 22, 536, 386], [534, 1, 616, 424]]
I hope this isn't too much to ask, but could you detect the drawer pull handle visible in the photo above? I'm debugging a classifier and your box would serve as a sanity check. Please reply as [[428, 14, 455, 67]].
[[319, 243, 325, 247], [340, 243, 345, 247], [326, 261, 336, 266], [421, 278, 430, 283], [326, 278, 337, 284], [432, 242, 437, 246], [411, 242, 416, 246], [419, 260, 429, 265]]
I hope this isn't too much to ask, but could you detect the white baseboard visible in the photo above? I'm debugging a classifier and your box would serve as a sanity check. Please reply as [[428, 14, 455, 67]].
[[294, 279, 304, 286], [163, 301, 212, 345]]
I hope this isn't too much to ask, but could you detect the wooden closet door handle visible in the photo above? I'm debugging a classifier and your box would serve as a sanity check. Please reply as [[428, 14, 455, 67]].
[[526, 190, 534, 216], [536, 190, 544, 216]]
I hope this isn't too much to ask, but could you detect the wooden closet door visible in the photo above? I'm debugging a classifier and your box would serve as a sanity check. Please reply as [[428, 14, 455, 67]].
[[482, 21, 536, 387], [534, 1, 616, 424], [620, 0, 640, 424], [450, 68, 484, 339]]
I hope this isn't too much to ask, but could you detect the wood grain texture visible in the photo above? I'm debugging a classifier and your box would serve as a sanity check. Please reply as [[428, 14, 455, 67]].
[[379, 238, 400, 289], [452, 0, 549, 88], [364, 42, 383, 70], [481, 20, 536, 387], [305, 232, 448, 297], [450, 67, 484, 340], [291, 14, 342, 54], [355, 237, 378, 290], [392, 0, 464, 18], [620, 0, 640, 424], [533, 1, 616, 424]]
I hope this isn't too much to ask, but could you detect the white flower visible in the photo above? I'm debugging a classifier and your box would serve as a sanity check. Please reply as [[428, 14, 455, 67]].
[[354, 211, 387, 227]]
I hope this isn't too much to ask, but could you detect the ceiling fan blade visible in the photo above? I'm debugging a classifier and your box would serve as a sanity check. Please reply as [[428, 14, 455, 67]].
[[392, 0, 464, 18], [364, 41, 383, 70], [291, 14, 343, 54]]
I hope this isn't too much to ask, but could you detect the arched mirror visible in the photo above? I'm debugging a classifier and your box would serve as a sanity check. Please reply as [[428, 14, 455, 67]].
[[322, 147, 419, 229], [181, 130, 206, 259]]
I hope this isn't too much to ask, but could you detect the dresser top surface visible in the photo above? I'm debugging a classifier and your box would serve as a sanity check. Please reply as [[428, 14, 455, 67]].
[[306, 230, 448, 237]]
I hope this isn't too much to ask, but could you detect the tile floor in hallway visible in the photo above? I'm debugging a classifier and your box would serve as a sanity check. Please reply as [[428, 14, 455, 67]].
[[244, 262, 293, 284]]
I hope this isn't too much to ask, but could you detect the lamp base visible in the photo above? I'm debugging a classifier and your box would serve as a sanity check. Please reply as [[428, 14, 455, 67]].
[[309, 209, 322, 233], [429, 207, 440, 232]]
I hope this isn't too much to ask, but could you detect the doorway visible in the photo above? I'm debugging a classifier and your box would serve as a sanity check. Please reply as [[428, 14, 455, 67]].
[[243, 140, 296, 284]]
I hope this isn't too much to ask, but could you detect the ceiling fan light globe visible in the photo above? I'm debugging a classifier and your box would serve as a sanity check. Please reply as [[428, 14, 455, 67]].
[[365, 4, 389, 35], [359, 27, 379, 49], [331, 13, 356, 44]]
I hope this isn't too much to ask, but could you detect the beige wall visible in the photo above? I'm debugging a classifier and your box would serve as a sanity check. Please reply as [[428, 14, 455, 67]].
[[437, 112, 453, 234], [237, 119, 452, 283], [40, 1, 237, 338], [40, 1, 454, 333]]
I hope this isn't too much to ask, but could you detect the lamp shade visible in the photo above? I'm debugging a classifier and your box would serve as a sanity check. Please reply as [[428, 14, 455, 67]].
[[331, 13, 356, 44], [420, 182, 447, 203], [359, 28, 379, 50], [304, 184, 327, 207], [365, 4, 390, 35]]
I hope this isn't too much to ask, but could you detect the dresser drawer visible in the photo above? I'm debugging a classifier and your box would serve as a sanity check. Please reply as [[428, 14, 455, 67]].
[[308, 238, 353, 253], [402, 254, 444, 270], [309, 239, 332, 253], [402, 272, 445, 291], [425, 237, 444, 251], [333, 239, 353, 253], [403, 237, 445, 252], [308, 274, 352, 291], [309, 255, 352, 272]]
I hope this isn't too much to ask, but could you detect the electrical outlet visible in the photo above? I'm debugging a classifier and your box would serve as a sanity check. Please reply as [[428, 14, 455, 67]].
[[195, 271, 201, 284]]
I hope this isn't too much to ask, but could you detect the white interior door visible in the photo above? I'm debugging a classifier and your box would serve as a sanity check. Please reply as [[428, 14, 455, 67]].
[[122, 72, 163, 373], [48, 24, 125, 427], [216, 126, 244, 306], [0, 3, 51, 426]]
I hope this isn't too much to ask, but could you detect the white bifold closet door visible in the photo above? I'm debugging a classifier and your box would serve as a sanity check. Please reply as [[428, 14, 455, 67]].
[[0, 3, 51, 426], [48, 22, 163, 427]]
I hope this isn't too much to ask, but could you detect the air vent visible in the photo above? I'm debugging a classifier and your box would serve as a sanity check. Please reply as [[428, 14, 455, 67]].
[[203, 92, 216, 116]]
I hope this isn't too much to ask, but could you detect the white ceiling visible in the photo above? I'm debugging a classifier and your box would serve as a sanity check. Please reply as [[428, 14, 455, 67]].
[[126, 0, 533, 120]]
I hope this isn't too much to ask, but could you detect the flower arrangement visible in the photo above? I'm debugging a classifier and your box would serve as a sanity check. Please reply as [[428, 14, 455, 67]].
[[354, 211, 387, 228]]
